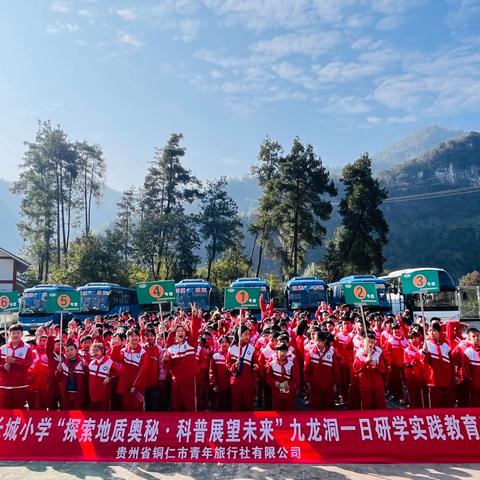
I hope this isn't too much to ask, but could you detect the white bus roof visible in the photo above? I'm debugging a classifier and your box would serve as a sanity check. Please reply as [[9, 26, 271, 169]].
[[384, 267, 447, 278]]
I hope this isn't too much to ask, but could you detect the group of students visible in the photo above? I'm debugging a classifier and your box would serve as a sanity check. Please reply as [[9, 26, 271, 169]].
[[0, 301, 479, 412]]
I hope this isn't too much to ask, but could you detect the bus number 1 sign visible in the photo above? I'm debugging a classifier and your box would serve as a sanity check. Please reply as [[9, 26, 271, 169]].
[[224, 287, 261, 310]]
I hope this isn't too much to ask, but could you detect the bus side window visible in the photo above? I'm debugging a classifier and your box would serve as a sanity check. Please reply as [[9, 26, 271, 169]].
[[110, 291, 120, 307]]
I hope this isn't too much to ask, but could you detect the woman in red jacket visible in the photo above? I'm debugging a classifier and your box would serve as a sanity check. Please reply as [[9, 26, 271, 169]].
[[422, 322, 455, 408], [226, 325, 261, 411], [165, 311, 202, 412], [116, 328, 146, 411], [353, 332, 387, 410], [88, 342, 117, 411]]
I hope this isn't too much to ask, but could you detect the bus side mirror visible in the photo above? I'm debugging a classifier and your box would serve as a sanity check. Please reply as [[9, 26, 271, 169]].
[[327, 288, 333, 297], [462, 291, 468, 301]]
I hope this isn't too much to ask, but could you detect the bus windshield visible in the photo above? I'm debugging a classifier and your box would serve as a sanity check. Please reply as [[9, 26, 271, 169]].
[[80, 290, 110, 313], [288, 285, 327, 308], [176, 287, 210, 310], [21, 291, 48, 313], [413, 291, 457, 310], [376, 284, 391, 308]]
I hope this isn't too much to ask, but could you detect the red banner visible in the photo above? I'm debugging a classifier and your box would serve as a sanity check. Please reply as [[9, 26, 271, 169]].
[[0, 408, 479, 463]]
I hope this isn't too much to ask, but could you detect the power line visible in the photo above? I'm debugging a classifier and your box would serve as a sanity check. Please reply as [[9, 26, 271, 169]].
[[331, 185, 480, 206]]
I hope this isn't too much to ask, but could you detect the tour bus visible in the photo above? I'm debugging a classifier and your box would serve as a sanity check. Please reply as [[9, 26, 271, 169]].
[[328, 275, 392, 312], [175, 279, 216, 312], [77, 283, 140, 321], [284, 276, 328, 312], [18, 284, 77, 331], [380, 267, 459, 322], [229, 277, 271, 317]]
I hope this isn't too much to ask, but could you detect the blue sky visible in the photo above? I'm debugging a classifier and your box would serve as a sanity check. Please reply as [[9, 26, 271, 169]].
[[0, 0, 479, 190]]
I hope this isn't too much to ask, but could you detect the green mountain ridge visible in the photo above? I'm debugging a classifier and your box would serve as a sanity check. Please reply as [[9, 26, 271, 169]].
[[2, 126, 479, 281]]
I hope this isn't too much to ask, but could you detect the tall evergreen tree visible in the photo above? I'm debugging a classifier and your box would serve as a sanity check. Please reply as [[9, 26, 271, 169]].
[[324, 153, 388, 279], [267, 137, 337, 277], [75, 141, 106, 237], [249, 137, 283, 276], [198, 178, 243, 282], [134, 133, 201, 279]]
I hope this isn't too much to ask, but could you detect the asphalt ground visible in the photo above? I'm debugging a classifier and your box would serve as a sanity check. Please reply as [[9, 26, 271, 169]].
[[0, 461, 480, 480]]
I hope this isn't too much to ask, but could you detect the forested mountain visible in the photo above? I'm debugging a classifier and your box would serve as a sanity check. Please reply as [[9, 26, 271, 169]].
[[372, 125, 464, 171], [2, 126, 479, 281], [380, 132, 480, 280]]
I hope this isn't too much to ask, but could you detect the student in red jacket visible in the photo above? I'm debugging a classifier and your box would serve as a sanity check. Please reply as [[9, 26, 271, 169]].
[[58, 341, 88, 410], [404, 330, 428, 408], [28, 334, 49, 409], [266, 343, 299, 410], [384, 323, 408, 402], [116, 328, 146, 411], [88, 342, 117, 410], [209, 335, 232, 411], [334, 318, 354, 404], [140, 328, 162, 411], [353, 332, 387, 410], [462, 327, 480, 407], [0, 324, 34, 409], [165, 311, 202, 412], [304, 331, 340, 410], [422, 323, 455, 408], [226, 325, 261, 411]]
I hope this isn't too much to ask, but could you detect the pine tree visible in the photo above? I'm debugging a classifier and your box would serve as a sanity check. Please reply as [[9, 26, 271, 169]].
[[269, 137, 336, 277], [324, 153, 388, 279], [198, 178, 243, 282]]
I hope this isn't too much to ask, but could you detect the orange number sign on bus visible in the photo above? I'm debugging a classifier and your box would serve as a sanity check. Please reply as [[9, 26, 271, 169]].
[[149, 284, 165, 299], [413, 274, 427, 289], [235, 290, 250, 305], [57, 294, 71, 309], [353, 285, 367, 300], [0, 296, 10, 309]]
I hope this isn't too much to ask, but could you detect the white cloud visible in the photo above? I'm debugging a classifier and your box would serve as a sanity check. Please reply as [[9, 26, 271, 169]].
[[50, 1, 70, 14], [251, 32, 340, 59], [46, 22, 80, 34], [367, 116, 382, 124], [118, 32, 144, 48], [321, 95, 372, 115], [116, 7, 137, 21], [387, 114, 418, 123], [176, 18, 202, 42], [376, 14, 403, 30], [312, 60, 382, 83], [77, 8, 94, 18]]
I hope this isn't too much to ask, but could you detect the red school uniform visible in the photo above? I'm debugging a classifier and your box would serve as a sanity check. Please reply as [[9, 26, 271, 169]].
[[266, 354, 299, 411], [404, 345, 428, 408], [116, 345, 146, 411], [423, 339, 455, 408], [226, 342, 261, 411], [0, 340, 34, 409], [58, 356, 89, 410], [353, 346, 386, 410], [462, 346, 480, 407], [88, 355, 118, 410], [165, 315, 202, 412], [304, 345, 340, 410], [384, 336, 408, 400], [209, 350, 231, 411]]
